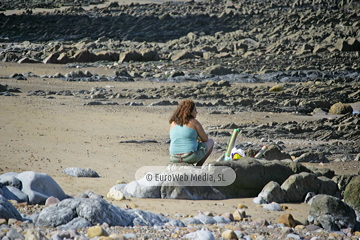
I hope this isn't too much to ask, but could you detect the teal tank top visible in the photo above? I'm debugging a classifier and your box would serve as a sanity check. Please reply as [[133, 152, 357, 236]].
[[169, 125, 198, 154]]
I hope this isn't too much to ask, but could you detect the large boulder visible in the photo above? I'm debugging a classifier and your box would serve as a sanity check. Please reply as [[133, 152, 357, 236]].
[[123, 178, 162, 198], [332, 174, 356, 197], [281, 172, 321, 202], [36, 198, 133, 228], [262, 144, 292, 160], [0, 195, 23, 220], [120, 165, 227, 200], [329, 102, 353, 114], [43, 52, 61, 64], [35, 198, 183, 229], [283, 172, 339, 203], [140, 49, 160, 61], [1, 186, 28, 203], [95, 51, 119, 61], [343, 176, 360, 212], [318, 176, 338, 196], [213, 158, 296, 198], [0, 172, 22, 188], [15, 171, 68, 204], [113, 159, 314, 200], [257, 181, 287, 203], [170, 50, 195, 61], [308, 194, 357, 231], [72, 49, 97, 63], [119, 50, 142, 63]]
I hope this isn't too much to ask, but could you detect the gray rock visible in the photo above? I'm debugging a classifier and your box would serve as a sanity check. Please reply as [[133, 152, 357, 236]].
[[281, 172, 321, 202], [294, 151, 329, 163], [119, 50, 142, 62], [57, 217, 92, 230], [214, 158, 296, 198], [253, 196, 267, 205], [0, 194, 23, 220], [308, 194, 357, 231], [108, 183, 131, 198], [344, 176, 360, 212], [194, 213, 217, 225], [52, 229, 81, 239], [286, 233, 301, 240], [124, 179, 162, 198], [72, 49, 97, 63], [332, 174, 356, 197], [16, 171, 68, 204], [0, 173, 22, 188], [6, 229, 24, 240], [17, 57, 41, 64], [262, 144, 291, 160], [149, 100, 178, 106], [304, 192, 316, 204], [263, 202, 282, 211], [170, 50, 195, 61], [1, 186, 28, 202], [167, 219, 186, 227], [140, 49, 160, 61], [36, 198, 134, 228], [160, 184, 226, 200], [258, 181, 287, 203], [305, 165, 335, 179], [183, 229, 215, 240], [62, 167, 100, 178], [95, 51, 119, 61], [36, 205, 75, 228], [318, 176, 338, 196], [234, 230, 244, 239], [84, 190, 103, 199], [128, 208, 169, 226], [182, 217, 203, 225], [212, 215, 231, 224], [255, 99, 278, 107]]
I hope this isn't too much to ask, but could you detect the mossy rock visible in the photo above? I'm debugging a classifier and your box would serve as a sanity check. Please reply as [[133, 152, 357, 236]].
[[329, 102, 353, 114], [343, 175, 360, 212]]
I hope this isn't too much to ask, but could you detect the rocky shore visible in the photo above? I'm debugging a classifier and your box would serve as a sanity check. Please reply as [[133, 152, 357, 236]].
[[1, 0, 360, 239]]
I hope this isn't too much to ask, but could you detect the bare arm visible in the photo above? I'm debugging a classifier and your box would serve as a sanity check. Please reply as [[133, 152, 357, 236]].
[[193, 119, 208, 142]]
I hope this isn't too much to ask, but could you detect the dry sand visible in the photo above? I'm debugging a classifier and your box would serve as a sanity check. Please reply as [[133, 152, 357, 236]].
[[1, 61, 338, 225]]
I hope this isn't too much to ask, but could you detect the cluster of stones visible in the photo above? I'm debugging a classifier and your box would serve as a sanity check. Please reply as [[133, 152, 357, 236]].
[[211, 112, 360, 142], [11, 73, 359, 116], [2, 166, 360, 239], [0, 0, 360, 74]]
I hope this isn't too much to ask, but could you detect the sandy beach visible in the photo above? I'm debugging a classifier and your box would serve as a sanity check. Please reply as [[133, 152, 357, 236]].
[[1, 0, 360, 238], [0, 61, 324, 224]]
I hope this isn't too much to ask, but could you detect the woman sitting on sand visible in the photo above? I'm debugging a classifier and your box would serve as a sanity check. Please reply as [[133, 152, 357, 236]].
[[169, 99, 214, 166]]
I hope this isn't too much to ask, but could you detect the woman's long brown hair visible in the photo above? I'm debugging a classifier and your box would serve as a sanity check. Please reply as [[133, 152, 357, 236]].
[[169, 99, 195, 126]]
